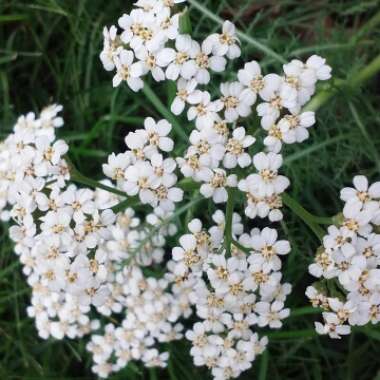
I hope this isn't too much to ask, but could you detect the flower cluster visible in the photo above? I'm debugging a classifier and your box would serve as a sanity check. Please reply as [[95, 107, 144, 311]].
[[100, 0, 332, 220], [0, 106, 123, 339], [166, 215, 291, 379], [97, 0, 331, 379], [307, 175, 380, 338], [0, 0, 335, 379], [86, 265, 186, 378], [100, 0, 237, 91], [0, 107, 186, 372], [103, 117, 183, 216]]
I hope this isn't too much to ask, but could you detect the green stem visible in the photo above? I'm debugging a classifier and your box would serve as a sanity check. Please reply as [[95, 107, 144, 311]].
[[303, 53, 380, 112], [302, 79, 343, 112], [149, 368, 158, 380], [224, 188, 235, 256], [267, 326, 380, 340], [128, 195, 203, 259], [289, 306, 323, 318], [68, 163, 201, 210], [187, 0, 286, 64], [282, 193, 329, 241], [111, 197, 140, 213], [231, 239, 251, 255], [178, 177, 200, 191], [258, 350, 269, 380], [266, 329, 317, 339], [282, 193, 332, 225], [179, 7, 192, 34], [69, 165, 127, 198], [351, 54, 380, 88], [349, 10, 380, 44], [142, 83, 188, 142]]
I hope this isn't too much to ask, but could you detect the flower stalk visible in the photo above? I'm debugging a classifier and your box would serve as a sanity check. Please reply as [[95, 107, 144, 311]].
[[187, 0, 287, 64], [303, 53, 380, 113], [224, 188, 236, 256], [68, 159, 127, 198], [282, 193, 329, 240]]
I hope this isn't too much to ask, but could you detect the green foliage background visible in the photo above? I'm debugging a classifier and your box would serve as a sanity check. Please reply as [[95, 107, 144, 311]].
[[1, 0, 380, 379]]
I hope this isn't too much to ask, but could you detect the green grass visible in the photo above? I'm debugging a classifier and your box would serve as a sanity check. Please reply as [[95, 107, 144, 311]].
[[1, 0, 380, 379]]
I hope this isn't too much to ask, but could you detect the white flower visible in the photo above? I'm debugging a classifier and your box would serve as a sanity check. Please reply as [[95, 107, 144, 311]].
[[335, 253, 367, 287], [165, 35, 194, 80], [282, 59, 317, 107], [40, 209, 72, 243], [262, 123, 283, 153], [154, 6, 180, 40], [220, 82, 254, 122], [134, 46, 175, 82], [181, 39, 226, 84], [223, 127, 255, 169], [328, 298, 356, 323], [172, 234, 202, 276], [124, 161, 159, 202], [242, 152, 289, 197], [177, 152, 211, 181], [112, 50, 144, 91], [78, 209, 115, 249], [188, 128, 225, 169], [256, 301, 290, 328], [250, 227, 290, 271], [39, 104, 64, 132], [118, 9, 165, 52], [187, 91, 223, 129], [204, 21, 241, 59], [61, 186, 96, 224], [150, 153, 176, 185], [341, 175, 380, 207], [309, 176, 380, 339], [209, 210, 243, 244], [282, 56, 331, 107], [100, 26, 122, 71], [199, 169, 237, 203], [149, 154, 183, 211], [342, 201, 374, 235], [143, 117, 174, 153], [308, 248, 334, 278], [124, 130, 149, 160], [257, 74, 297, 128], [323, 225, 357, 256], [171, 79, 202, 115], [34, 137, 68, 176], [186, 322, 209, 356], [306, 55, 332, 81], [143, 349, 169, 368], [278, 111, 315, 144], [103, 153, 132, 182], [238, 60, 264, 104], [315, 313, 350, 339], [239, 184, 284, 221]]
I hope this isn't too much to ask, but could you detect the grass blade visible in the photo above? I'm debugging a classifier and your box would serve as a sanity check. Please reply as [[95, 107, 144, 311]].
[[187, 0, 286, 63]]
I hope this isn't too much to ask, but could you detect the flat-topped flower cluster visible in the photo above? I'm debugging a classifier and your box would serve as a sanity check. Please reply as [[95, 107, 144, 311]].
[[307, 176, 380, 339], [96, 0, 332, 378], [0, 0, 335, 379], [166, 218, 291, 379], [0, 106, 190, 375], [0, 105, 109, 339]]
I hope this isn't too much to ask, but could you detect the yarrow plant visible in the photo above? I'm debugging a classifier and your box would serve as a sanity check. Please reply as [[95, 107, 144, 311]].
[[307, 175, 380, 339], [0, 106, 189, 377], [0, 0, 341, 379]]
